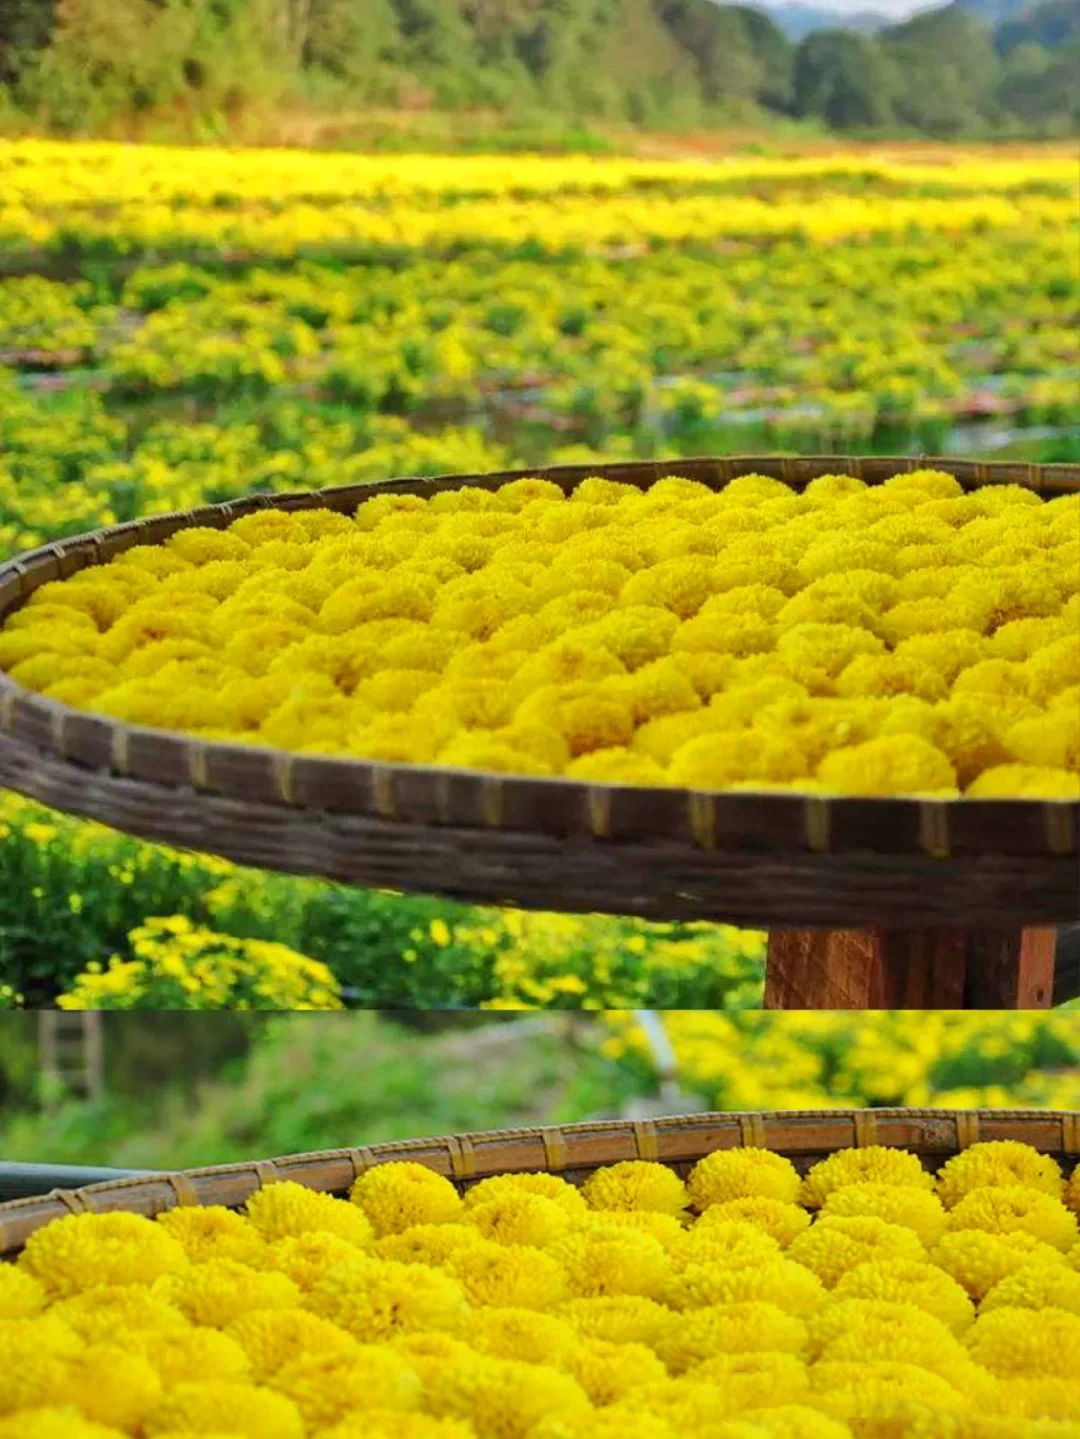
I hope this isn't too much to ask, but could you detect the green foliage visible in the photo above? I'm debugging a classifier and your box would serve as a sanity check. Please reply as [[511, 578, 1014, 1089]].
[[0, 795, 766, 1010], [2, 0, 1070, 136], [997, 0, 1080, 53], [883, 6, 1004, 137], [0, 1012, 625, 1168], [995, 35, 1080, 134], [793, 30, 899, 130], [0, 0, 57, 88], [2, 1009, 1078, 1171]]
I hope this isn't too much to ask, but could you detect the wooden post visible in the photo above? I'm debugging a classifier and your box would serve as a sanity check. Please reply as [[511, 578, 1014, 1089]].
[[764, 928, 1059, 1010], [963, 929, 1058, 1009], [38, 1012, 105, 1103]]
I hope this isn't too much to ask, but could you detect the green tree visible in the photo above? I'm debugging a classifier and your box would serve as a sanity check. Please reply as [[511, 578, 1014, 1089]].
[[732, 4, 796, 113], [882, 5, 1001, 136], [0, 0, 57, 89], [996, 35, 1080, 131], [23, 0, 200, 127], [656, 0, 764, 107], [793, 30, 899, 128], [303, 0, 400, 94]]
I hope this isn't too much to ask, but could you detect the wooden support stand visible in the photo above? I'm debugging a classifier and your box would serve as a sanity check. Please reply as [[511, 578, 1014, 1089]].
[[764, 927, 1059, 1010]]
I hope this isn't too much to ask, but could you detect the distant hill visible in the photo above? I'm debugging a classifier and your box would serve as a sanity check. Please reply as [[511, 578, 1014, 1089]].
[[759, 3, 893, 38], [953, 0, 1037, 23], [994, 0, 1080, 50], [756, 0, 1079, 43]]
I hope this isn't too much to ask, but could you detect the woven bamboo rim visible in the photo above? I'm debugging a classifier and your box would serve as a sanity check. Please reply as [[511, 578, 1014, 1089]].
[[1, 456, 1077, 929], [1, 1107, 1077, 1258]]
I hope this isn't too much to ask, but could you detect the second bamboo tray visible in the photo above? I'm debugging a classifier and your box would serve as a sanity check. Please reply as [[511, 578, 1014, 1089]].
[[1, 1107, 1077, 1256]]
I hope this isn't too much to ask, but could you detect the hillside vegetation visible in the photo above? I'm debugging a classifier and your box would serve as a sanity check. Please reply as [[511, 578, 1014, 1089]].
[[2, 1010, 1078, 1168], [0, 0, 1077, 140]]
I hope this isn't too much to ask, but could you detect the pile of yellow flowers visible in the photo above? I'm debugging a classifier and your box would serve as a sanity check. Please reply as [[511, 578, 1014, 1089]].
[[3, 468, 1077, 800], [3, 1140, 1080, 1437]]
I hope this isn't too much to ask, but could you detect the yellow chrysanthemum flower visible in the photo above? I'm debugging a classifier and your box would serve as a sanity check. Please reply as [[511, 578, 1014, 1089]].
[[123, 1325, 252, 1385], [244, 1181, 374, 1246], [144, 1381, 303, 1439], [154, 1259, 301, 1328], [816, 734, 957, 796], [448, 1240, 568, 1309], [223, 1307, 359, 1380], [930, 1229, 1069, 1301], [463, 1193, 572, 1248], [946, 1185, 1078, 1252], [462, 1173, 587, 1217], [467, 1307, 578, 1366], [818, 1183, 948, 1246], [50, 1283, 189, 1342], [787, 1216, 927, 1287], [307, 1257, 469, 1340], [688, 1350, 810, 1408], [937, 1141, 1066, 1210], [688, 1148, 802, 1208], [1067, 1164, 1080, 1216], [424, 1355, 591, 1439], [155, 1208, 268, 1268], [58, 1343, 164, 1430], [669, 728, 810, 789], [966, 764, 1080, 799], [0, 1265, 46, 1319], [268, 1346, 422, 1428], [982, 1261, 1080, 1317], [581, 1161, 688, 1217], [350, 1163, 464, 1237], [547, 1227, 669, 1301], [0, 1412, 127, 1439], [530, 1414, 675, 1439], [318, 1414, 478, 1439], [262, 1231, 364, 1290], [995, 1375, 1080, 1421], [19, 1212, 189, 1298], [832, 1258, 974, 1334], [559, 1336, 667, 1405], [670, 1253, 826, 1317], [695, 1197, 810, 1249], [801, 1147, 935, 1208], [655, 1300, 807, 1373], [556, 1294, 673, 1347], [964, 1305, 1080, 1378]]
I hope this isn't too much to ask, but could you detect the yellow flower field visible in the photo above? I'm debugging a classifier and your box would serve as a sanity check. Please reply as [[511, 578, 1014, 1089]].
[[0, 137, 1077, 1009]]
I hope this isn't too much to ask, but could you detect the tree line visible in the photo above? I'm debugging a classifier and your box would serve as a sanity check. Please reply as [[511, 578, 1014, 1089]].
[[0, 0, 1077, 137]]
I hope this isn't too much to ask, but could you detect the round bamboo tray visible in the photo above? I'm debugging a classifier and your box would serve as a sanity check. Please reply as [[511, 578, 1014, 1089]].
[[1, 1108, 1076, 1257], [0, 455, 1077, 1010]]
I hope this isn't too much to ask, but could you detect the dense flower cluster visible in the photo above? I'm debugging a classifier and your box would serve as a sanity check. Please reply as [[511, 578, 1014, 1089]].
[[55, 916, 342, 1011], [4, 1141, 1080, 1437], [604, 1011, 1080, 1112], [0, 787, 767, 1009], [3, 470, 1075, 799]]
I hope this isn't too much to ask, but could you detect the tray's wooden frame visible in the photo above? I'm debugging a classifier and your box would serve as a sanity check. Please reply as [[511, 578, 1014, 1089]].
[[0, 456, 1077, 1010], [2, 1108, 1077, 1257]]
